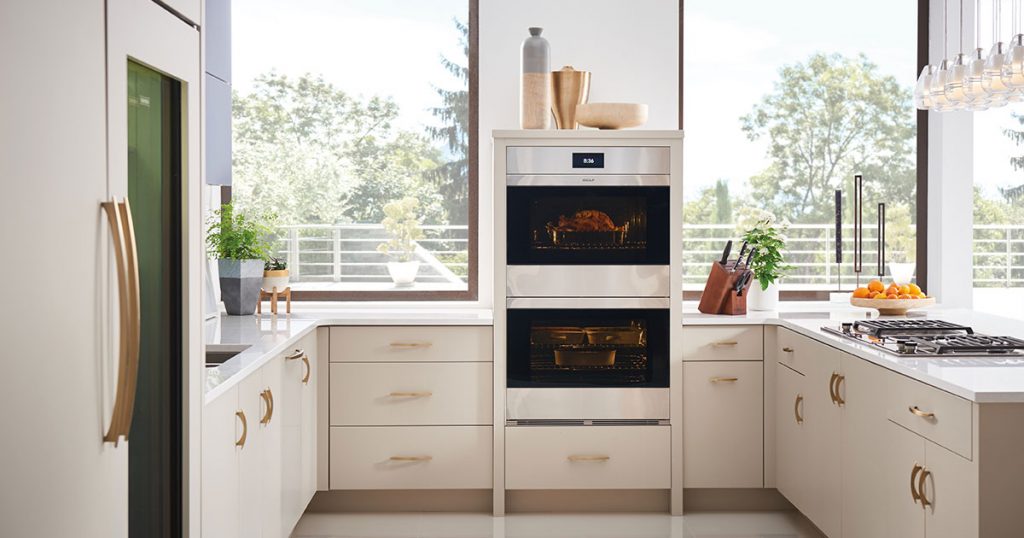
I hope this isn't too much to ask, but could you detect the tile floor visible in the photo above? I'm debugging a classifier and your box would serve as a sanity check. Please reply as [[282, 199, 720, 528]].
[[292, 511, 826, 538]]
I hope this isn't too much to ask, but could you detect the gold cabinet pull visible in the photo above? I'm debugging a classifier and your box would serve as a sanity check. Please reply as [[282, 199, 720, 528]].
[[910, 463, 923, 504], [782, 347, 795, 353], [834, 375, 845, 406], [267, 388, 274, 422], [259, 389, 274, 425], [389, 455, 432, 462], [829, 372, 839, 404], [301, 355, 311, 384], [709, 376, 739, 383], [712, 341, 738, 347], [390, 342, 432, 349], [119, 198, 141, 443], [908, 406, 936, 419], [235, 410, 248, 448], [918, 468, 932, 509], [794, 394, 804, 424], [568, 454, 611, 462], [388, 391, 433, 397], [285, 349, 304, 360]]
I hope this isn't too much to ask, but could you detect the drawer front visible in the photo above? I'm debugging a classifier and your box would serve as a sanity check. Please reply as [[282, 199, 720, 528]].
[[505, 426, 670, 490], [777, 327, 817, 374], [682, 326, 763, 361], [329, 426, 492, 489], [683, 361, 764, 488], [329, 362, 492, 426], [886, 372, 973, 459], [330, 326, 492, 362]]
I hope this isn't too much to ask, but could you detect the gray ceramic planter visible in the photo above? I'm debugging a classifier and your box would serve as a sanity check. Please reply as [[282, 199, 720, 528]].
[[218, 259, 264, 315]]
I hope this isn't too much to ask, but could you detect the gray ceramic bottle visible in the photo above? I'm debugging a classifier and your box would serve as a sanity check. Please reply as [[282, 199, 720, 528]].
[[521, 27, 551, 129]]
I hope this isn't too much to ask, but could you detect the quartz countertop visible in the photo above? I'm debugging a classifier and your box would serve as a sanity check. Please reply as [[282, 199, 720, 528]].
[[683, 301, 1024, 403], [203, 308, 493, 402]]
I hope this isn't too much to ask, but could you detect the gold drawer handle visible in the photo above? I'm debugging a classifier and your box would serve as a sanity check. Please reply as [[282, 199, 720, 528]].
[[794, 394, 804, 424], [910, 463, 923, 504], [390, 342, 432, 349], [709, 376, 739, 383], [389, 391, 433, 397], [259, 390, 273, 425], [782, 347, 794, 353], [908, 406, 936, 419], [712, 341, 738, 347], [834, 374, 845, 406], [302, 356, 311, 384], [389, 455, 432, 462], [568, 454, 611, 462], [235, 410, 248, 448], [285, 349, 304, 360], [918, 468, 932, 509]]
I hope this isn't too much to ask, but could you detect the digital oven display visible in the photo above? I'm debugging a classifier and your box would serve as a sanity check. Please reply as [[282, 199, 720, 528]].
[[572, 152, 604, 168]]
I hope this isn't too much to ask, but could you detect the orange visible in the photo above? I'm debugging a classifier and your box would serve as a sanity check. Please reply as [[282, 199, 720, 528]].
[[868, 291, 880, 299], [898, 294, 911, 299], [868, 280, 884, 293], [887, 294, 898, 299], [853, 287, 871, 298], [886, 286, 900, 296], [908, 283, 922, 295], [899, 285, 911, 295], [908, 295, 919, 300]]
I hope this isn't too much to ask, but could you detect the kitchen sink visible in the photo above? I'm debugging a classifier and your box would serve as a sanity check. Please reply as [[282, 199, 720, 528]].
[[205, 345, 251, 367]]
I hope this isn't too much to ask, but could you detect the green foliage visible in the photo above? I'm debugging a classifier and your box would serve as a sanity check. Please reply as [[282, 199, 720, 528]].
[[742, 218, 792, 290], [713, 179, 733, 224], [264, 256, 287, 271], [886, 203, 915, 263], [741, 53, 916, 223], [376, 197, 425, 262], [206, 203, 276, 260], [425, 18, 471, 225]]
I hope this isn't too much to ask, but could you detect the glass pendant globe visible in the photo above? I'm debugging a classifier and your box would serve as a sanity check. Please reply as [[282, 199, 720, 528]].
[[1004, 34, 1024, 88], [983, 41, 1013, 98], [914, 65, 935, 110], [931, 59, 952, 111], [945, 53, 969, 106], [962, 48, 991, 105]]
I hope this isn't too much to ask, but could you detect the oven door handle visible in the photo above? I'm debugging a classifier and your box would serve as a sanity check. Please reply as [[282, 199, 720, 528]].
[[506, 174, 671, 187], [506, 297, 671, 310]]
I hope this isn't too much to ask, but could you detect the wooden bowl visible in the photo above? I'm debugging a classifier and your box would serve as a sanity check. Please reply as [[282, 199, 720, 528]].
[[575, 103, 649, 129], [850, 296, 936, 316]]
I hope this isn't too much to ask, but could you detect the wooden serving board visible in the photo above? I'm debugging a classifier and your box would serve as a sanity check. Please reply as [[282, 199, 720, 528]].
[[850, 296, 936, 316]]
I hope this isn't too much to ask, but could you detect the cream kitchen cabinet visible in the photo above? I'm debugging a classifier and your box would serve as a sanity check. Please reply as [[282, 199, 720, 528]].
[[774, 362, 809, 513], [201, 384, 241, 538], [681, 326, 764, 361], [837, 353, 889, 538]]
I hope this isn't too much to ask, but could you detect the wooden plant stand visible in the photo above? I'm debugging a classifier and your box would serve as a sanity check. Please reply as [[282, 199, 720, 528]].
[[257, 287, 291, 315]]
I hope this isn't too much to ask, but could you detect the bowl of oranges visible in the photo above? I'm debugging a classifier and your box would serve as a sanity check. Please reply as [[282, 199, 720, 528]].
[[850, 280, 934, 316]]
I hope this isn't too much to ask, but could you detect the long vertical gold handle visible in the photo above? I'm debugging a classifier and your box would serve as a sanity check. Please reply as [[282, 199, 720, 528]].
[[118, 198, 141, 440], [101, 199, 131, 445], [834, 375, 846, 406], [910, 463, 923, 504], [235, 410, 248, 447], [828, 373, 838, 404], [259, 390, 272, 424], [794, 394, 804, 424], [918, 468, 932, 509], [285, 349, 304, 360], [267, 388, 274, 422], [302, 355, 311, 384]]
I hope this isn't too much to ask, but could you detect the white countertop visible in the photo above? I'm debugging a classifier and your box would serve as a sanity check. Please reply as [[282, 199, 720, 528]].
[[203, 308, 493, 402], [683, 301, 1024, 403]]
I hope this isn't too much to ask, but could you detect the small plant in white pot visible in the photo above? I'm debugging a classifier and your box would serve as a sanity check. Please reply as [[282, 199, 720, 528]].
[[741, 217, 791, 311], [207, 203, 274, 315], [263, 257, 289, 292], [376, 197, 424, 287]]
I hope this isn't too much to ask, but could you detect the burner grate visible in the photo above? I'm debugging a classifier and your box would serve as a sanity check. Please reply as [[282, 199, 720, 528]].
[[853, 319, 973, 337], [910, 335, 1024, 355]]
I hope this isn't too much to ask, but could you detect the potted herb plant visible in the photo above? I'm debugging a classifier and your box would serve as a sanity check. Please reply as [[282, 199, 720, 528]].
[[263, 256, 289, 292], [742, 217, 791, 311], [207, 203, 274, 315], [376, 197, 424, 287]]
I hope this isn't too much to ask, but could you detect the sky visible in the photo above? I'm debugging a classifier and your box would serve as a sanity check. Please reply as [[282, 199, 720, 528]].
[[232, 0, 467, 133]]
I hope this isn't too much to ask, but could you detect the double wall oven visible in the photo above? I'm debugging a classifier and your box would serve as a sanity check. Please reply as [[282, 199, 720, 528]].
[[504, 145, 672, 424]]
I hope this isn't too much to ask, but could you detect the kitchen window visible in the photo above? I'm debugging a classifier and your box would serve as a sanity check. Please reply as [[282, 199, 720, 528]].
[[230, 0, 478, 300], [681, 0, 927, 299]]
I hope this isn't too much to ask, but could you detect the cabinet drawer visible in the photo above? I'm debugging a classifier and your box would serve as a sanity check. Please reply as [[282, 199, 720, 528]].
[[505, 426, 670, 490], [683, 362, 764, 487], [886, 373, 973, 459], [682, 326, 763, 361], [776, 328, 823, 374], [329, 362, 492, 426], [329, 326, 492, 362], [329, 426, 492, 489]]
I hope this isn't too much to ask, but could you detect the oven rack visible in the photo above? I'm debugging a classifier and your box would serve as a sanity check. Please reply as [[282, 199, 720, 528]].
[[528, 353, 648, 372], [531, 242, 647, 251]]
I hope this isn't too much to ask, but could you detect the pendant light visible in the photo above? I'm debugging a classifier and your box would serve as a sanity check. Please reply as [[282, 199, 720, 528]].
[[931, 0, 953, 110], [945, 0, 970, 107], [964, 0, 992, 109], [914, 65, 936, 110], [983, 0, 1012, 102], [1003, 0, 1024, 98]]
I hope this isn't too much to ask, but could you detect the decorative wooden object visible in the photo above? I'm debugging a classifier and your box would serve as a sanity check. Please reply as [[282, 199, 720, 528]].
[[257, 286, 291, 315], [697, 262, 753, 316]]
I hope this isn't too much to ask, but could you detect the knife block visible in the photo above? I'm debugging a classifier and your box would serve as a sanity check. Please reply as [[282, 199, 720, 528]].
[[698, 262, 752, 315]]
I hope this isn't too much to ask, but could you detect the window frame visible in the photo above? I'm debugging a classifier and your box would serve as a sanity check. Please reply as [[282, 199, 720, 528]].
[[679, 0, 929, 301]]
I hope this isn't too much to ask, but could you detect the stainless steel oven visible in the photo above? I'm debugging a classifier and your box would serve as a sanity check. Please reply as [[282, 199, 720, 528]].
[[505, 146, 671, 297], [505, 297, 670, 423]]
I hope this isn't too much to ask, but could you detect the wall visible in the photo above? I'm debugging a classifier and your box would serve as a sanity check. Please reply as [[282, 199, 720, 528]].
[[478, 0, 680, 306]]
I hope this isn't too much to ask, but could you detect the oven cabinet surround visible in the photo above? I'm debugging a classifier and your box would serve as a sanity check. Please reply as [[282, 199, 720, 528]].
[[769, 326, 1024, 538], [327, 326, 494, 490], [492, 131, 685, 516], [202, 331, 318, 538]]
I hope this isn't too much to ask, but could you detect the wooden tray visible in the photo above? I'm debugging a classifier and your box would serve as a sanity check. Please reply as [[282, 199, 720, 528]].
[[850, 296, 936, 316]]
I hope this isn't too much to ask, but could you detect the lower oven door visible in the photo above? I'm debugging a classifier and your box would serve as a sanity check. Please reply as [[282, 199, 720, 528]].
[[505, 298, 670, 422]]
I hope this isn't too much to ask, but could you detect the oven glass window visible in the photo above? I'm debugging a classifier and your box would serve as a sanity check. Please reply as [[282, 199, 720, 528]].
[[507, 186, 669, 265], [507, 308, 669, 388]]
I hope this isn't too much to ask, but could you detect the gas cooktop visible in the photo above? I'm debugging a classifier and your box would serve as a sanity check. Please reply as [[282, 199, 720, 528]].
[[821, 319, 1024, 358]]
